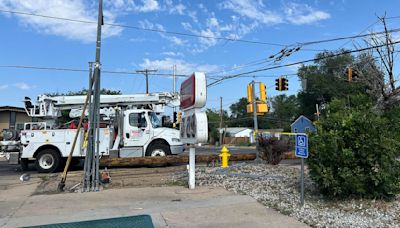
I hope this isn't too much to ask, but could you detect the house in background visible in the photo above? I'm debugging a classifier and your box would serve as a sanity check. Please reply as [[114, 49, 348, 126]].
[[220, 127, 255, 144], [0, 106, 32, 132], [291, 115, 316, 133], [219, 128, 285, 145]]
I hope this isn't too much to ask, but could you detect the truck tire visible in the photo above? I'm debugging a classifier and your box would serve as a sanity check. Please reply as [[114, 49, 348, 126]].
[[146, 142, 171, 157], [35, 149, 61, 173]]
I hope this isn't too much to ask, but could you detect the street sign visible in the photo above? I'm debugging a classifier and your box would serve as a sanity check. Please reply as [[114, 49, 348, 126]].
[[295, 134, 308, 158], [179, 72, 208, 144], [295, 133, 308, 207], [180, 110, 208, 144], [180, 72, 206, 111]]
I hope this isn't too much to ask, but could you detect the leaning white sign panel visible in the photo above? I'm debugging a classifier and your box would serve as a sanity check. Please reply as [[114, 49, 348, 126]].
[[180, 111, 208, 144], [180, 72, 208, 144], [180, 72, 207, 111]]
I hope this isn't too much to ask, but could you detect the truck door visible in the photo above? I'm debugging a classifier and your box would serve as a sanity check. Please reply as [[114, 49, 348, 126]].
[[123, 111, 151, 147]]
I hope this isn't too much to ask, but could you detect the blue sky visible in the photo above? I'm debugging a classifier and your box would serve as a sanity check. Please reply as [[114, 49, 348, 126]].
[[0, 0, 399, 112]]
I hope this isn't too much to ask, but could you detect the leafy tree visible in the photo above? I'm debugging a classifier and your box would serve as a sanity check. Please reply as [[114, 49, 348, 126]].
[[297, 50, 369, 120], [269, 94, 299, 131], [308, 96, 400, 198], [229, 97, 253, 128], [46, 88, 122, 96], [206, 108, 228, 144]]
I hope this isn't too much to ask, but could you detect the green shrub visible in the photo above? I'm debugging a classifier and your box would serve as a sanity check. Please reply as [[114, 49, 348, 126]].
[[308, 98, 400, 198]]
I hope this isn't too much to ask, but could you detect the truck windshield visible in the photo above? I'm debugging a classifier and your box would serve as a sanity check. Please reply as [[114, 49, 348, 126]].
[[149, 112, 161, 128]]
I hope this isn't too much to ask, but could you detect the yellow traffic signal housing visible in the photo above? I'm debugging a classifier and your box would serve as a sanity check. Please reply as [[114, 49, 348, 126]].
[[247, 84, 253, 103], [246, 103, 252, 113], [347, 67, 353, 82], [246, 103, 269, 113], [177, 111, 182, 123], [259, 83, 267, 102], [275, 78, 281, 91], [257, 103, 268, 113]]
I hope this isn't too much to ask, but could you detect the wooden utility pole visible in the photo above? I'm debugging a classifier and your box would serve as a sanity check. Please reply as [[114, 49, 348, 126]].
[[136, 69, 157, 94]]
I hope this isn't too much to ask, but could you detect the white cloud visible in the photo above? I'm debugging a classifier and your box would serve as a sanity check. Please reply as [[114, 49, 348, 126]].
[[207, 17, 219, 28], [168, 3, 186, 15], [0, 85, 9, 90], [220, 0, 330, 26], [137, 0, 160, 12], [139, 20, 185, 46], [161, 51, 184, 57], [139, 58, 220, 74], [0, 0, 122, 42], [14, 83, 33, 90], [187, 11, 198, 23], [284, 3, 330, 25], [220, 0, 283, 24]]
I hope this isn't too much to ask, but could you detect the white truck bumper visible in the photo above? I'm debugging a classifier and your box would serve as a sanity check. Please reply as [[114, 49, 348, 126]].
[[170, 145, 184, 155]]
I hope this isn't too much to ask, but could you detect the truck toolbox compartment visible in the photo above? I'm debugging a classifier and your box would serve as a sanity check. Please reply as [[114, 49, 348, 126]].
[[8, 152, 20, 165]]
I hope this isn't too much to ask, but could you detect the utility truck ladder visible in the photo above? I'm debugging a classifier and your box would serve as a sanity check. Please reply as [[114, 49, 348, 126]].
[[24, 92, 180, 119]]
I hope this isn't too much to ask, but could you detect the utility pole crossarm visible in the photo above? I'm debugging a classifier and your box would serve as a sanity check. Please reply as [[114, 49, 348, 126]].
[[136, 69, 158, 95]]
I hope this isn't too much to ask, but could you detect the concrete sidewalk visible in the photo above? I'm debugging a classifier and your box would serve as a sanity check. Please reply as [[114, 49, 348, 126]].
[[1, 184, 308, 228]]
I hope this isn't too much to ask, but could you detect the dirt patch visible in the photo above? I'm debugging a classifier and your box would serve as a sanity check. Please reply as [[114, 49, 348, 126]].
[[33, 165, 188, 195]]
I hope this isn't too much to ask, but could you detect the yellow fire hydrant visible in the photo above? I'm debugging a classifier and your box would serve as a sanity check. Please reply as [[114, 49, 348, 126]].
[[219, 146, 231, 168]]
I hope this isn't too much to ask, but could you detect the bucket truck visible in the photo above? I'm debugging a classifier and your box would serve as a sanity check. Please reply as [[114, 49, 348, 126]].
[[2, 92, 184, 173]]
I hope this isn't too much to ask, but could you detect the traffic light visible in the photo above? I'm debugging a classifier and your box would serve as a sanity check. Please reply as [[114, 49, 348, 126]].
[[281, 78, 289, 91], [173, 111, 177, 123], [247, 83, 253, 103], [347, 67, 352, 82], [177, 112, 182, 123], [259, 83, 267, 102], [275, 78, 281, 91]]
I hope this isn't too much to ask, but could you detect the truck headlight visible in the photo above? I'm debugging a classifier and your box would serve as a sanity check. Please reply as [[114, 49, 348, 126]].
[[172, 138, 180, 142]]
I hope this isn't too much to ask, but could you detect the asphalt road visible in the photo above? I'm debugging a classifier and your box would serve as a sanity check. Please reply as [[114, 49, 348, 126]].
[[184, 145, 257, 155]]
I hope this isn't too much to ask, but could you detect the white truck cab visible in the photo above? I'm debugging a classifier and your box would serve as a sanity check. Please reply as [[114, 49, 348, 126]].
[[120, 109, 183, 157]]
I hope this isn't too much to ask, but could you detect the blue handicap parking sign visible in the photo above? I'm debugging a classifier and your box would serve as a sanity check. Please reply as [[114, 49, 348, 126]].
[[295, 134, 308, 158]]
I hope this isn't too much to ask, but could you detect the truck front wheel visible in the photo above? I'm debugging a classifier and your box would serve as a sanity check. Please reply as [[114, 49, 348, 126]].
[[35, 149, 61, 173], [146, 142, 171, 157]]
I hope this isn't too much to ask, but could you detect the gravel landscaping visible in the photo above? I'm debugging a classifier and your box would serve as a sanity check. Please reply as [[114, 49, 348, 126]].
[[177, 162, 400, 227]]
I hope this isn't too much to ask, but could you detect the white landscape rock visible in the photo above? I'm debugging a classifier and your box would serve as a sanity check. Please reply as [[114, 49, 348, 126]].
[[175, 163, 400, 228]]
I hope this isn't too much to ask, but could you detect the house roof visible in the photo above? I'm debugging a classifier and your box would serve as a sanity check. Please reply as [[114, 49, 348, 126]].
[[221, 127, 251, 135], [0, 106, 26, 113], [290, 115, 312, 127]]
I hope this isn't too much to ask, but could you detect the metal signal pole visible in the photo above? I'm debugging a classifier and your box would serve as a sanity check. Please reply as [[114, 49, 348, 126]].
[[219, 96, 223, 146], [82, 0, 103, 192], [251, 80, 260, 161]]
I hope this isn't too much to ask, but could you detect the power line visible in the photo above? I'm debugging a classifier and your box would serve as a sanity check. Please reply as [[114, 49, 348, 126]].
[[0, 65, 189, 78], [297, 28, 400, 46], [2, 9, 399, 50], [208, 40, 400, 87], [336, 19, 380, 49], [0, 9, 286, 47]]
